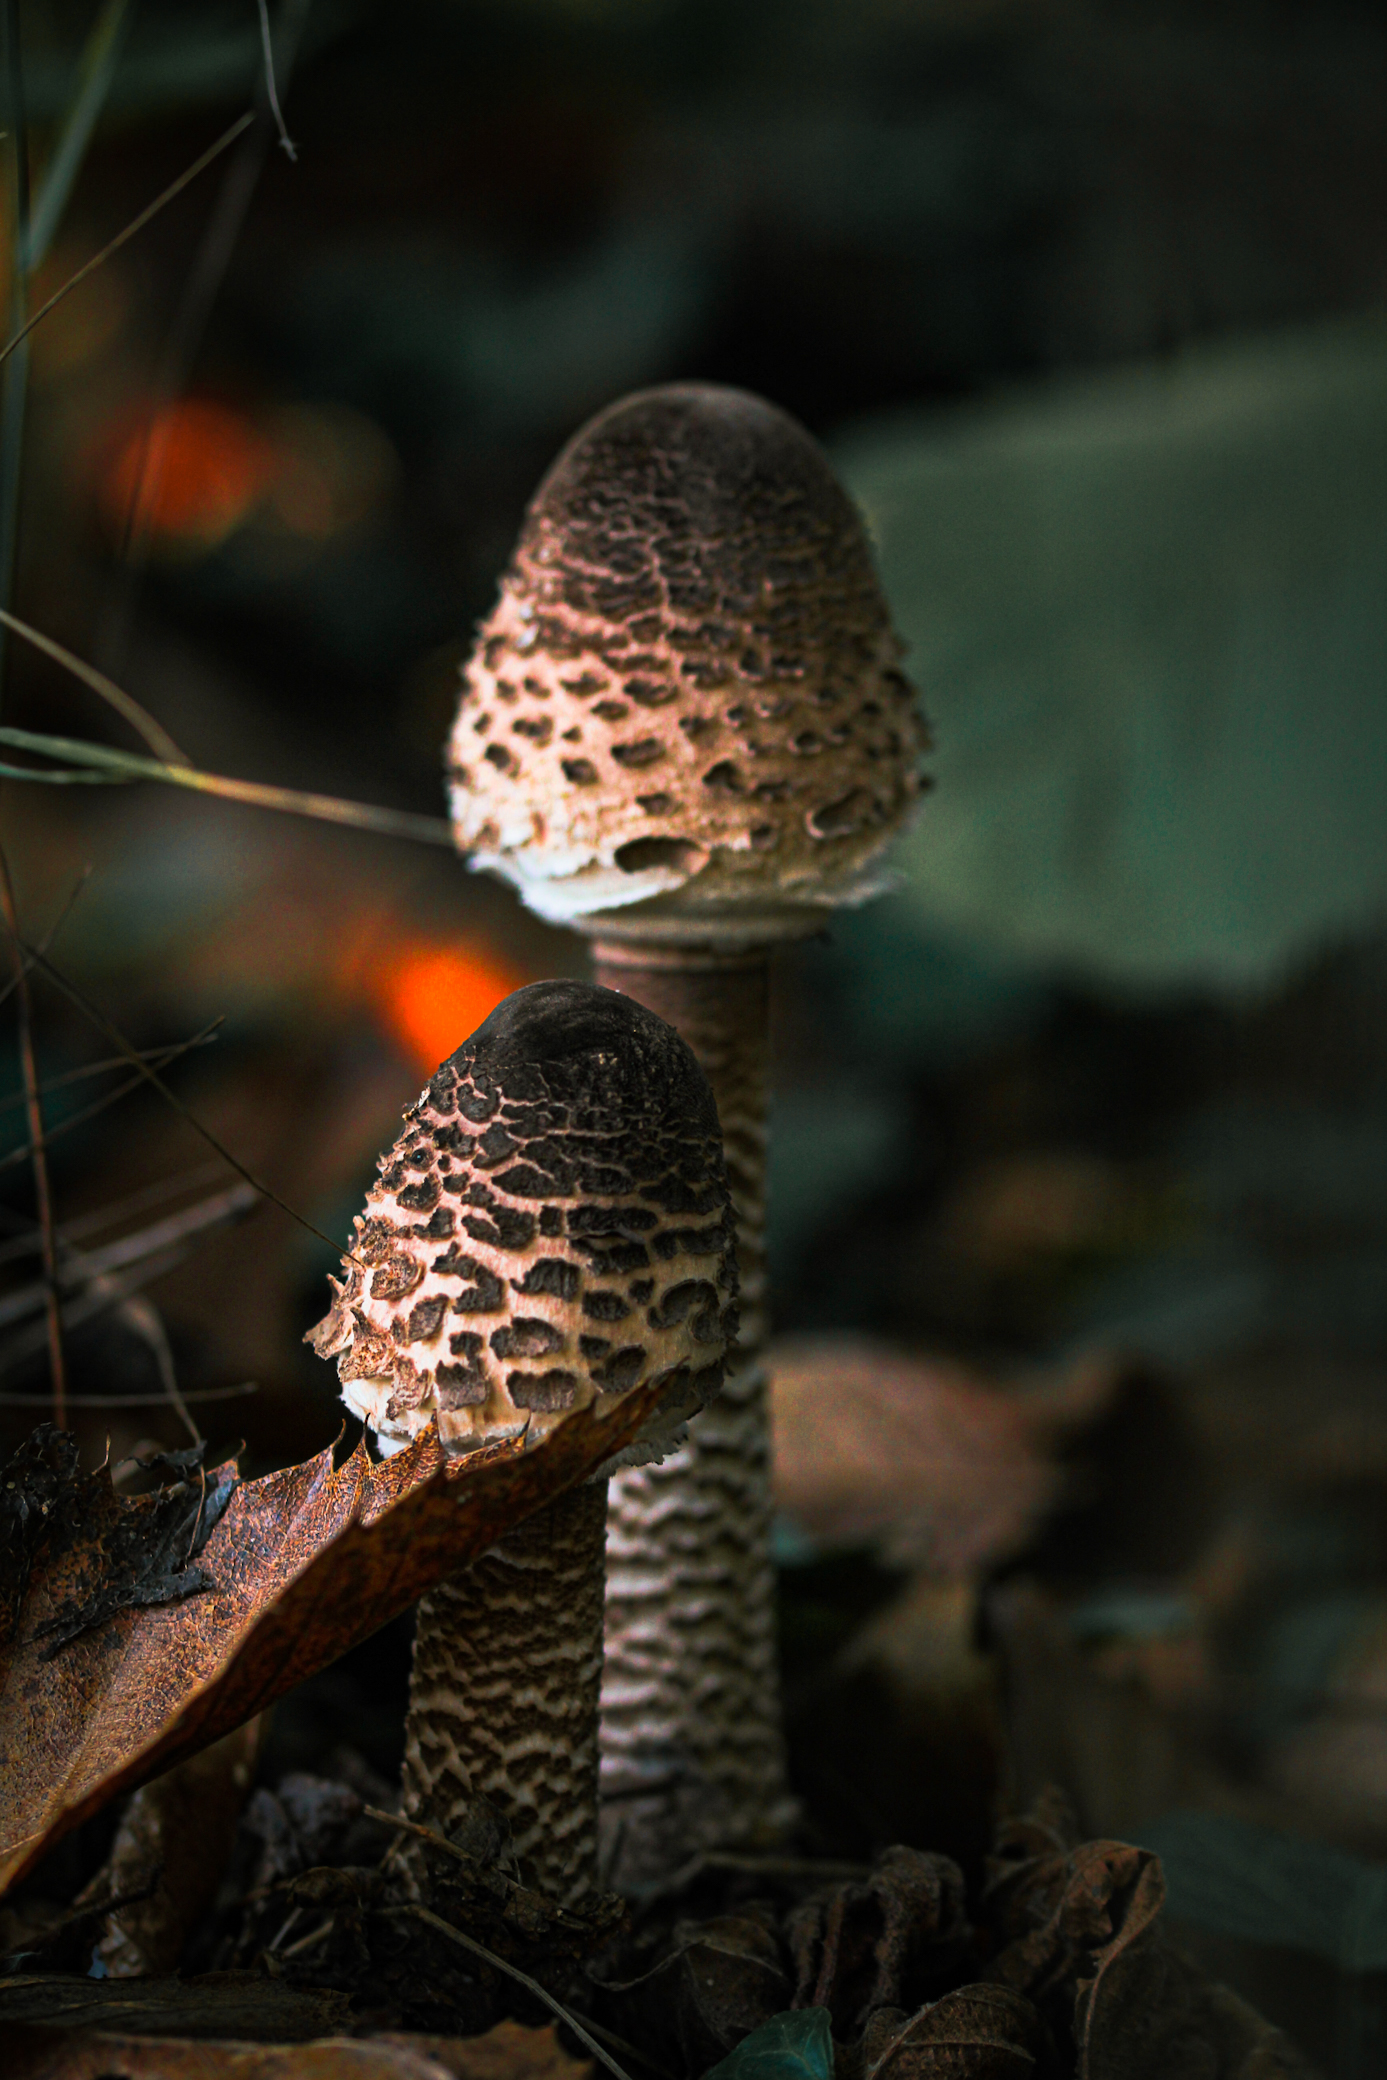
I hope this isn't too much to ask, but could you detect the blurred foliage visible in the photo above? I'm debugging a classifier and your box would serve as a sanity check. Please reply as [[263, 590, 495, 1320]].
[[839, 320, 1387, 989], [1144, 1812, 1387, 1976]]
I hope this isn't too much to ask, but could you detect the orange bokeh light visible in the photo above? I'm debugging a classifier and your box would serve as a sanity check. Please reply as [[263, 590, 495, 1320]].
[[368, 941, 524, 1076], [100, 399, 279, 549]]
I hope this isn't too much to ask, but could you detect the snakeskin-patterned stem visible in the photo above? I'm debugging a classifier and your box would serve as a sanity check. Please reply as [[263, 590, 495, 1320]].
[[401, 1479, 608, 1905], [590, 943, 793, 1885]]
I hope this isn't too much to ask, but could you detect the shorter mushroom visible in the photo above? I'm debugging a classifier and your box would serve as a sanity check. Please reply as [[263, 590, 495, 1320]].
[[307, 980, 736, 1904]]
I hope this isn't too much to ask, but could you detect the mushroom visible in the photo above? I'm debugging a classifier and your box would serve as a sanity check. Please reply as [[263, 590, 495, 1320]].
[[447, 384, 928, 1883], [307, 979, 736, 1904]]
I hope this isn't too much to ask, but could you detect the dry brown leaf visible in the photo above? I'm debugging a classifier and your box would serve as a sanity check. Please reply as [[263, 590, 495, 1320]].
[[6, 2024, 450, 2080], [375, 2023, 593, 2080], [0, 1384, 670, 1895], [596, 1907, 790, 2076], [0, 1970, 350, 2039], [787, 1845, 971, 2035], [7, 2017, 592, 2080], [974, 1792, 1306, 2079], [859, 1984, 1041, 2078], [769, 1337, 1062, 1573], [985, 1583, 1227, 1846], [89, 1719, 265, 1976]]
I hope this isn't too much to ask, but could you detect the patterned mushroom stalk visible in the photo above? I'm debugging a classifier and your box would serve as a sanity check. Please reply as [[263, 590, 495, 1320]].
[[307, 980, 736, 1905], [448, 384, 930, 1885]]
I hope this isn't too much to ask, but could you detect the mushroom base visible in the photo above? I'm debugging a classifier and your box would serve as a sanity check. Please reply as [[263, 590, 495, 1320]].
[[400, 1478, 608, 1906]]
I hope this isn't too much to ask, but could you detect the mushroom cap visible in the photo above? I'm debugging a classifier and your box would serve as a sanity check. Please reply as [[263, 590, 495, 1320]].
[[448, 383, 929, 936], [307, 980, 737, 1460]]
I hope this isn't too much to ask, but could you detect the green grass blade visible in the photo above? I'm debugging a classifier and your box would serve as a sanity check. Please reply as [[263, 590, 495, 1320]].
[[0, 724, 454, 845], [25, 0, 133, 274], [0, 758, 120, 783]]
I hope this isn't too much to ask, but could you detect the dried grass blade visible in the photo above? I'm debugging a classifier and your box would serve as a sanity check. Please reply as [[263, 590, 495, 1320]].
[[0, 844, 65, 1420], [0, 609, 185, 762], [14, 936, 361, 1267], [0, 718, 453, 846], [0, 111, 256, 374], [0, 1024, 220, 1118], [0, 761, 114, 784], [0, 862, 92, 1017], [0, 1020, 225, 1175], [0, 1380, 255, 1408], [24, 0, 133, 273], [256, 0, 297, 162], [390, 1905, 634, 2080]]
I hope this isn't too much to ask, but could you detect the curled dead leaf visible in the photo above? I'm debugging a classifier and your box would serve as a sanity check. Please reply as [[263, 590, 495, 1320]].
[[89, 1719, 264, 1976], [974, 1793, 1316, 2078], [858, 1985, 1041, 2078], [787, 1846, 972, 2036], [595, 1908, 791, 2076], [0, 1970, 350, 2041], [768, 1339, 1063, 1574], [6, 2017, 593, 2080], [0, 1377, 677, 1896]]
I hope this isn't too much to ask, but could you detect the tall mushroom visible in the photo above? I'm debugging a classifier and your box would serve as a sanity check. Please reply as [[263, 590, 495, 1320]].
[[447, 384, 928, 1882], [307, 979, 736, 1904]]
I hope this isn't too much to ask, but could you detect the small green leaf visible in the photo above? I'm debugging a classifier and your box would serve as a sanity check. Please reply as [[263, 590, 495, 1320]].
[[703, 2008, 835, 2080]]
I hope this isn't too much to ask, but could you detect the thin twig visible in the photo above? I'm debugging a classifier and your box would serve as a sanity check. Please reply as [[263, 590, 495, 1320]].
[[0, 1380, 255, 1408], [118, 1292, 199, 1442], [361, 1805, 577, 1926], [184, 1454, 209, 1557], [0, 610, 186, 761], [279, 1917, 333, 1959], [0, 0, 33, 696], [0, 1017, 225, 1174], [256, 0, 298, 161], [54, 1158, 226, 1241], [26, 1179, 252, 1445], [0, 842, 64, 1420], [0, 1026, 219, 1118], [580, 2021, 679, 2080], [100, 0, 315, 673], [0, 761, 108, 784], [0, 859, 91, 1016], [0, 1180, 256, 1328], [0, 1243, 204, 1366], [14, 935, 362, 1267], [266, 1905, 302, 1954], [389, 1905, 633, 2080], [0, 112, 256, 374]]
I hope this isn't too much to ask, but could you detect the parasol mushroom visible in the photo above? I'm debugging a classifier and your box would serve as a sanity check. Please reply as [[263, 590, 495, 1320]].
[[307, 979, 736, 1904], [447, 383, 928, 1882]]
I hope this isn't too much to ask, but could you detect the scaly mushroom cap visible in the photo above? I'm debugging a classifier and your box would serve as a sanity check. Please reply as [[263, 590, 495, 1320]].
[[448, 383, 929, 934], [308, 981, 737, 1458]]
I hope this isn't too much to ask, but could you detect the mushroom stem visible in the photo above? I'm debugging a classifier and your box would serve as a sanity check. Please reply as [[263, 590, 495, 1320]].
[[590, 940, 791, 1882], [402, 1479, 609, 1907]]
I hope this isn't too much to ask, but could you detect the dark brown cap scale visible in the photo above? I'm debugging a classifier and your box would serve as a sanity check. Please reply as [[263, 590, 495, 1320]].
[[308, 981, 737, 1461]]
